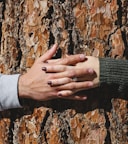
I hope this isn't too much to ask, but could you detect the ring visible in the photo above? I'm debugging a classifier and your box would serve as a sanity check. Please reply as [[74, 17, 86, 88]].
[[72, 77, 77, 82]]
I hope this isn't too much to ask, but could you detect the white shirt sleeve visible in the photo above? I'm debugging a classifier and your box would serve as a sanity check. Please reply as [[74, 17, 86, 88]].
[[0, 74, 22, 111]]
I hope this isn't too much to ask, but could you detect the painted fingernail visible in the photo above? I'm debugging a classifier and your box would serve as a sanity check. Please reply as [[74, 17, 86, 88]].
[[88, 68, 94, 74], [58, 93, 62, 97], [47, 81, 52, 86], [44, 60, 48, 63], [42, 67, 47, 71]]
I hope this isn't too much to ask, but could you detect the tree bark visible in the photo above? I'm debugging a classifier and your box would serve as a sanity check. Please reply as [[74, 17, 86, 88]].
[[0, 0, 127, 143]]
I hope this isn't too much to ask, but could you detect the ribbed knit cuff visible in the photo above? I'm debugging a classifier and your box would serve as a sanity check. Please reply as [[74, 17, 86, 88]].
[[100, 58, 128, 92]]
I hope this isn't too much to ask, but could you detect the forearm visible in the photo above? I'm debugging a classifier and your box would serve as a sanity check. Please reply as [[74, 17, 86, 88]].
[[0, 74, 22, 111]]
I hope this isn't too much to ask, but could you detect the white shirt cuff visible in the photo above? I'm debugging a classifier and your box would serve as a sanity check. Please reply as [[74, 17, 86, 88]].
[[0, 74, 22, 111]]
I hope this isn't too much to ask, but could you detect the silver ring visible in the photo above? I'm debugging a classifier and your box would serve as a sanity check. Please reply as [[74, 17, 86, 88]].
[[72, 77, 77, 82]]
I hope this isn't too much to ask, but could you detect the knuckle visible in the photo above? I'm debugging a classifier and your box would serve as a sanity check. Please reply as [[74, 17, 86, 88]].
[[69, 70, 75, 77], [70, 83, 76, 89], [63, 66, 67, 71], [65, 92, 72, 97], [50, 65, 54, 71], [53, 92, 58, 97], [64, 60, 68, 65], [67, 77, 72, 82], [83, 69, 88, 74], [63, 91, 72, 97], [63, 58, 69, 65], [60, 65, 66, 71]]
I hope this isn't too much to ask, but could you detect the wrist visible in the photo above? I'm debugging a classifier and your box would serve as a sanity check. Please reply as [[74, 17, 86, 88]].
[[18, 74, 32, 106], [18, 74, 30, 99], [93, 57, 100, 87]]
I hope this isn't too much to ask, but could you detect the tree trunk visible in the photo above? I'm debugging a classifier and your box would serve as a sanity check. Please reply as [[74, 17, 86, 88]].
[[0, 0, 127, 143]]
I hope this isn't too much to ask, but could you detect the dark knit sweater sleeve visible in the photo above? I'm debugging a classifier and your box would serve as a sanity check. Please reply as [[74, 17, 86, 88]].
[[99, 58, 128, 93]]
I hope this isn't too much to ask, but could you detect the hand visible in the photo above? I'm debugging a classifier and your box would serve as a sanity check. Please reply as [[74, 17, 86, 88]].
[[18, 44, 59, 101], [48, 56, 100, 99], [75, 56, 100, 88], [18, 44, 93, 101]]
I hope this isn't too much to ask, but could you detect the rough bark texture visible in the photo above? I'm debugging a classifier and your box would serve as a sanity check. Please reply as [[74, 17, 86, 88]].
[[0, 0, 128, 144]]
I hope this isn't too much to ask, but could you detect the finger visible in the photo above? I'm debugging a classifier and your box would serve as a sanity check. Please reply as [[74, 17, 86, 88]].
[[57, 54, 87, 65], [49, 68, 94, 79], [58, 90, 73, 97], [48, 77, 72, 86], [48, 54, 87, 65], [45, 65, 67, 72], [66, 95, 87, 100], [47, 68, 94, 86], [57, 81, 94, 91], [46, 54, 80, 64], [46, 59, 61, 63], [57, 91, 87, 100], [40, 44, 58, 62], [64, 95, 87, 100]]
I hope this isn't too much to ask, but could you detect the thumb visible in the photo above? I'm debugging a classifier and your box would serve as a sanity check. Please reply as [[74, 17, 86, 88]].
[[39, 44, 58, 62]]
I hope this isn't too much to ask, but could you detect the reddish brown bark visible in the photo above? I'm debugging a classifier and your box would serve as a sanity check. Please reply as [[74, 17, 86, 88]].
[[0, 0, 127, 143]]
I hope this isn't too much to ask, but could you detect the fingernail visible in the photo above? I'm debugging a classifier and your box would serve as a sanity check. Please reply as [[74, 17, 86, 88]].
[[80, 54, 85, 60], [55, 43, 58, 47], [88, 68, 94, 74], [52, 43, 58, 50], [82, 96, 87, 100], [58, 93, 62, 97], [47, 81, 52, 86], [88, 82, 94, 86], [80, 54, 88, 61], [42, 67, 47, 71], [44, 60, 48, 63]]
